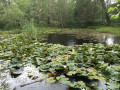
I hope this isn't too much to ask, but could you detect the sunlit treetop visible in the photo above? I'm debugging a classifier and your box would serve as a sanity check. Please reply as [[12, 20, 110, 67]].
[[109, 0, 120, 19]]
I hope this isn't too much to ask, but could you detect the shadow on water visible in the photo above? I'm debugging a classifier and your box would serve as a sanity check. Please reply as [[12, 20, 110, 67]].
[[42, 33, 120, 46]]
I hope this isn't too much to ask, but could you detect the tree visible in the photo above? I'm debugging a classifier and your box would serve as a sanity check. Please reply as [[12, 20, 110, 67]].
[[0, 0, 116, 29], [100, 0, 111, 24], [109, 0, 120, 19], [74, 0, 102, 27], [0, 0, 25, 29]]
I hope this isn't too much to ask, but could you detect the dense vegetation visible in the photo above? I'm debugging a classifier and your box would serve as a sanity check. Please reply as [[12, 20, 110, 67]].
[[0, 0, 120, 29], [0, 0, 120, 90]]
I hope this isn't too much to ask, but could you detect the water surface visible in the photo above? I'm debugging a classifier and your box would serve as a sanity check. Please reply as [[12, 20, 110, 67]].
[[43, 32, 120, 46]]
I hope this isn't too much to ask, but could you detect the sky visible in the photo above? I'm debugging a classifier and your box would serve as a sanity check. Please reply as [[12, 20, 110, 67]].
[[109, 0, 116, 3], [112, 0, 116, 3]]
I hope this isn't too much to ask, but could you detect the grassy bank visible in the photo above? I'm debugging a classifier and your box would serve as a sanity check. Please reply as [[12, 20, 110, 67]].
[[1, 26, 120, 39], [38, 26, 120, 35], [95, 26, 120, 34]]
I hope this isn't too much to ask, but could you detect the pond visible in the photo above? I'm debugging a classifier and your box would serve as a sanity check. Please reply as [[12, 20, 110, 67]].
[[0, 30, 120, 90], [42, 30, 120, 46]]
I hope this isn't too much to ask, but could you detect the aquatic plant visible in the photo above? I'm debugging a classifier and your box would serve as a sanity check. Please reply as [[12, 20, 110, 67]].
[[0, 36, 120, 90]]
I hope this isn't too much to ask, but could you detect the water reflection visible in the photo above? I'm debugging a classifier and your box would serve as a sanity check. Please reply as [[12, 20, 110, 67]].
[[103, 34, 120, 45], [0, 65, 107, 90], [67, 39, 76, 46], [45, 34, 77, 46], [96, 81, 107, 90], [44, 33, 120, 46], [106, 37, 114, 45], [0, 65, 67, 90], [44, 34, 99, 46], [18, 81, 67, 90]]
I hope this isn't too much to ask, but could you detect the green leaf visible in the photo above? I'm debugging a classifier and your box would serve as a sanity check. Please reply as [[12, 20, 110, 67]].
[[56, 75, 70, 85], [46, 77, 56, 83], [67, 71, 77, 76], [107, 81, 120, 89]]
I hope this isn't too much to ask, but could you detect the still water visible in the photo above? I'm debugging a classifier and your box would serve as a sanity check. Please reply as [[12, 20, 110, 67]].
[[43, 33, 120, 46]]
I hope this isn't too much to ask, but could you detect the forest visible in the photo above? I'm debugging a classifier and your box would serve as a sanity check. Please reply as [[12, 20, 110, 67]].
[[0, 0, 119, 29], [0, 0, 120, 90]]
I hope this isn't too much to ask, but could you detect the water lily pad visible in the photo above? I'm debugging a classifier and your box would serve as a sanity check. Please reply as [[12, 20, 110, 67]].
[[47, 77, 56, 83]]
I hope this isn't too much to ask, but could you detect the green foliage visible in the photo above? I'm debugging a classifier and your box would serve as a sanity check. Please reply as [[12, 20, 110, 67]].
[[39, 21, 48, 27], [0, 0, 110, 29], [0, 2, 25, 29], [0, 35, 120, 89], [74, 0, 102, 27], [109, 0, 120, 23]]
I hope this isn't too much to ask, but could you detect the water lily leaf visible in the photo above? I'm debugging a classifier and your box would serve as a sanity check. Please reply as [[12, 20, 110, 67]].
[[87, 68, 97, 73], [94, 64, 101, 69], [68, 63, 76, 71], [94, 86, 104, 90], [77, 81, 85, 86], [107, 81, 120, 89], [101, 66, 107, 71], [40, 74, 48, 79], [76, 67, 82, 73], [97, 55, 104, 60], [67, 71, 77, 76], [67, 82, 77, 87], [49, 68, 55, 72], [89, 82, 98, 87], [89, 75, 105, 81], [56, 75, 70, 85], [76, 81, 87, 89], [1, 73, 8, 77], [56, 75, 65, 80], [46, 77, 56, 83], [58, 77, 70, 85], [12, 72, 22, 75], [78, 71, 88, 76]]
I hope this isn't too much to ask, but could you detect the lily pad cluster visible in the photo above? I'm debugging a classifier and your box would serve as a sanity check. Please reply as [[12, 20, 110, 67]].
[[0, 35, 120, 90]]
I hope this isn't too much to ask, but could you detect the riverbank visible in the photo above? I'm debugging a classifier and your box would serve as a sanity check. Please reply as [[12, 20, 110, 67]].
[[37, 26, 120, 35], [1, 26, 120, 36], [88, 26, 120, 34]]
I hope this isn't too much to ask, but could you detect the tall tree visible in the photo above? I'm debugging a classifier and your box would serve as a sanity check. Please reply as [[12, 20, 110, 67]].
[[47, 0, 51, 25], [100, 0, 111, 24]]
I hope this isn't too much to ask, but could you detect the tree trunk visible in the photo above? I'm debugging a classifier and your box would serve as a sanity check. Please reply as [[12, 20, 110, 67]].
[[100, 0, 110, 24], [47, 0, 51, 25], [63, 0, 67, 27]]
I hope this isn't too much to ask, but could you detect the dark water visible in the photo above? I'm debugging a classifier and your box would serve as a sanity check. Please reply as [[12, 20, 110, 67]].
[[43, 34, 98, 46], [43, 33, 120, 46]]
